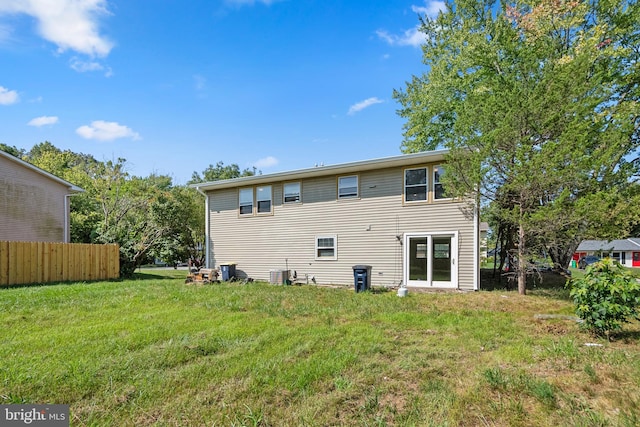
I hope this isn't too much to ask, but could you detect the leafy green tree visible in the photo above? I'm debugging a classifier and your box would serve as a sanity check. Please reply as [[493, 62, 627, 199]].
[[0, 143, 24, 158], [189, 161, 256, 184], [23, 142, 103, 243], [394, 0, 640, 294], [155, 185, 206, 266], [89, 161, 172, 276]]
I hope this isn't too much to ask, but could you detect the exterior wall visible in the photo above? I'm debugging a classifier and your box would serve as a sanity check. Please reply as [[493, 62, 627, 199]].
[[0, 156, 70, 242], [206, 162, 477, 290]]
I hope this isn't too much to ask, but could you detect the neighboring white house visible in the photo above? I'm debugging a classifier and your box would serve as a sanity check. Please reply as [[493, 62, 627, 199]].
[[479, 222, 489, 261], [574, 239, 640, 268], [192, 150, 480, 290], [0, 150, 83, 243]]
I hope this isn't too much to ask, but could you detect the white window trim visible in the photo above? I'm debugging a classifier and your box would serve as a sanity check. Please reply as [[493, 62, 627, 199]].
[[256, 185, 273, 215], [338, 175, 359, 199], [315, 235, 338, 260], [404, 167, 428, 203], [283, 181, 301, 204], [403, 231, 458, 288], [239, 187, 253, 216], [433, 164, 452, 201]]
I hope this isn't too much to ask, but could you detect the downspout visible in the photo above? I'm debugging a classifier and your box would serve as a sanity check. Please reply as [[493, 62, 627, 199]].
[[473, 192, 480, 291], [64, 194, 71, 243], [64, 192, 83, 243], [194, 186, 211, 269]]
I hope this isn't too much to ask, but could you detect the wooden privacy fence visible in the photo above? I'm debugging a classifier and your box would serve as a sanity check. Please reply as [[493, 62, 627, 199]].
[[0, 241, 120, 286]]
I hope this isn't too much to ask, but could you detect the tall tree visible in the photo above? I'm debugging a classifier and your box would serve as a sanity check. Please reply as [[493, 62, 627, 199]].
[[8, 141, 214, 277], [394, 0, 640, 294], [189, 161, 256, 184], [23, 142, 103, 243], [0, 144, 24, 158]]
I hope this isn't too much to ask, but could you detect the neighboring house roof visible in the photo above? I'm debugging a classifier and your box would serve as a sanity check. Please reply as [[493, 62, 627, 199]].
[[192, 150, 449, 192], [0, 150, 84, 193], [577, 239, 640, 252]]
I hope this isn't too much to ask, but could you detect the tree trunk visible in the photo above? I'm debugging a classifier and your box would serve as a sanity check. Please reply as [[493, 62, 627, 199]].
[[518, 221, 527, 295]]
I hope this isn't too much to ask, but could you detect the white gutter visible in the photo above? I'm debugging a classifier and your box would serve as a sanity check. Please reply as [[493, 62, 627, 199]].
[[194, 186, 211, 269], [190, 150, 449, 192], [64, 194, 71, 243], [64, 192, 84, 243], [0, 150, 83, 192], [473, 199, 480, 291]]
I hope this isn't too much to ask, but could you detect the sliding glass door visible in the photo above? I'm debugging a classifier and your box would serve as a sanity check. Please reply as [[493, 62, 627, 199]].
[[404, 232, 457, 288]]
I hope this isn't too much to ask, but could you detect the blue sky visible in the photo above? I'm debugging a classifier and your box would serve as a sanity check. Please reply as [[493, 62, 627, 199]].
[[0, 0, 444, 184]]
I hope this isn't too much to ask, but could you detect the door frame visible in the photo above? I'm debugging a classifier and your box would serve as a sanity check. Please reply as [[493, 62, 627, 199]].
[[403, 231, 458, 288]]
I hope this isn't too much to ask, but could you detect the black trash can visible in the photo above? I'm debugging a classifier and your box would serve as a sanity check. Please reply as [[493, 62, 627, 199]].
[[352, 265, 372, 293], [220, 263, 236, 281]]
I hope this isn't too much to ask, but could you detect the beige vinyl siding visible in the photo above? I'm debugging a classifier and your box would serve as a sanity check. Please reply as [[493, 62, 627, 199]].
[[0, 156, 71, 242], [207, 163, 476, 290]]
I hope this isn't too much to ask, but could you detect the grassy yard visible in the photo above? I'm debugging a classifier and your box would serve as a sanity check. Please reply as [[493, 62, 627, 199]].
[[1, 270, 639, 426]]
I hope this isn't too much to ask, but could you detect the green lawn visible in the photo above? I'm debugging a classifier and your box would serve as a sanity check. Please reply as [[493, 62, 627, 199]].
[[1, 270, 639, 426]]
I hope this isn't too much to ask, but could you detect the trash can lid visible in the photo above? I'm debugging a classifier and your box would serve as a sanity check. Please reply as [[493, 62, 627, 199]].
[[352, 265, 372, 270]]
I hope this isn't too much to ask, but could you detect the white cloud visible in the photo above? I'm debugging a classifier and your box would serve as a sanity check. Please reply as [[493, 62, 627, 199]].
[[376, 1, 445, 48], [348, 97, 384, 115], [76, 120, 141, 141], [70, 57, 101, 71], [253, 156, 278, 169], [0, 0, 113, 57], [412, 0, 446, 18], [69, 57, 113, 76], [0, 86, 19, 105], [28, 115, 59, 126], [376, 27, 426, 48]]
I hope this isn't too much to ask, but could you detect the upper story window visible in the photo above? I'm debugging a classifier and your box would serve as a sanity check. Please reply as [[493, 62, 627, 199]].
[[433, 165, 448, 200], [283, 182, 301, 203], [239, 188, 253, 215], [405, 167, 427, 202], [338, 175, 358, 199], [256, 185, 272, 214]]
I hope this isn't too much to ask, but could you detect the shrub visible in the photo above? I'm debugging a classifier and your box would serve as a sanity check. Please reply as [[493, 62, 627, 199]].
[[568, 258, 640, 337]]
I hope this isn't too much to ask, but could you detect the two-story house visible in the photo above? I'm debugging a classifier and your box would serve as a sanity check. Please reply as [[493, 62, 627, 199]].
[[193, 150, 479, 290], [0, 150, 83, 243]]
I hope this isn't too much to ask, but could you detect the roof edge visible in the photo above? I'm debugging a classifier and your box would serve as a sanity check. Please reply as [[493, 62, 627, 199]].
[[0, 150, 84, 193], [191, 150, 449, 192]]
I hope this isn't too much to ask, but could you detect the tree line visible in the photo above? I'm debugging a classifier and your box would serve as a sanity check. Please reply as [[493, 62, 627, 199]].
[[1, 141, 255, 277]]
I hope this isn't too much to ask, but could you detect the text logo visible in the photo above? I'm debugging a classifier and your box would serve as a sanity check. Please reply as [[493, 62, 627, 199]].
[[1, 405, 69, 426]]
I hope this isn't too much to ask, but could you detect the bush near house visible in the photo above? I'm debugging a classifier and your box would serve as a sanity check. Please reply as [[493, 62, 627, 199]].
[[569, 258, 640, 337]]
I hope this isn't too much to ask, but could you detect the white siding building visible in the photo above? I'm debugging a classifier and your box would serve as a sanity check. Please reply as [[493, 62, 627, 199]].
[[193, 150, 479, 290]]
